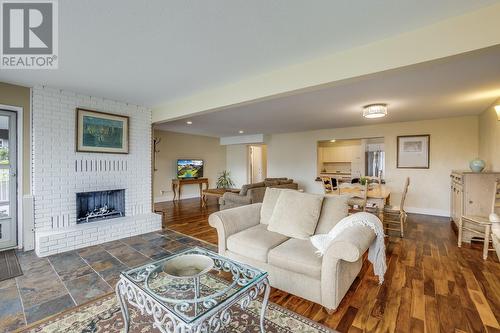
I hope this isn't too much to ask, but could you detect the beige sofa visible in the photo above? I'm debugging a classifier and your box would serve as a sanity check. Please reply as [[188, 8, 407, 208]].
[[209, 188, 376, 312], [218, 178, 298, 210]]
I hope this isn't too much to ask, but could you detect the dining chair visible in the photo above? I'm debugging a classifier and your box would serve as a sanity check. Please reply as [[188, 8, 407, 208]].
[[458, 179, 500, 260], [383, 177, 410, 237], [320, 177, 335, 194], [339, 182, 368, 212]]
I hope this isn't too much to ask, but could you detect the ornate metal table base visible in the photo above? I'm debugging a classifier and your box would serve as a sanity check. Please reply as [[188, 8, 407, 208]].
[[116, 276, 271, 333]]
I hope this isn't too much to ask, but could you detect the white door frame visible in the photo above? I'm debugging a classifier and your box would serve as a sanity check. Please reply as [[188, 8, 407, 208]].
[[0, 104, 24, 250], [247, 144, 267, 184]]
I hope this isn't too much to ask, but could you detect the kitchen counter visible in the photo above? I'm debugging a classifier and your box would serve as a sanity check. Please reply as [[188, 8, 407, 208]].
[[320, 172, 351, 176]]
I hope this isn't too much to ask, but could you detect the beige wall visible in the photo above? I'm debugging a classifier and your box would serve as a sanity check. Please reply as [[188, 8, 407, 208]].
[[226, 144, 248, 188], [0, 82, 31, 195], [479, 99, 500, 171], [226, 116, 479, 216], [153, 130, 226, 202]]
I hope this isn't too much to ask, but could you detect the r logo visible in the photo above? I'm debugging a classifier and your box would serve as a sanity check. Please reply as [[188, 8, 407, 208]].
[[2, 1, 53, 54]]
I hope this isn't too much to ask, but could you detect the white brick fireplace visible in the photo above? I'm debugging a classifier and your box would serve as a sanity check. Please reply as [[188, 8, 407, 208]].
[[32, 86, 161, 257]]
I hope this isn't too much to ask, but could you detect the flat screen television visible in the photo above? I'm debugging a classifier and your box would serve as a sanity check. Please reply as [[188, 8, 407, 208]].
[[177, 159, 204, 179]]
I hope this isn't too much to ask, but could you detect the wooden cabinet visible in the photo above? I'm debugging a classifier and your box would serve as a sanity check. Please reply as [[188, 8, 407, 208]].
[[320, 145, 361, 163], [450, 170, 500, 242]]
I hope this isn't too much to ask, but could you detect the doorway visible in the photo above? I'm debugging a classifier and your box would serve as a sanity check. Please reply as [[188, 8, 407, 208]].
[[248, 145, 267, 183], [0, 110, 17, 251]]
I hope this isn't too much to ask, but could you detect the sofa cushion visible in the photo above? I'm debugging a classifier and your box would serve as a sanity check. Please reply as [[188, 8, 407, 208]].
[[264, 180, 280, 187], [268, 238, 322, 279], [226, 224, 289, 262], [315, 195, 349, 234], [239, 182, 265, 195], [267, 191, 324, 240], [260, 187, 290, 225]]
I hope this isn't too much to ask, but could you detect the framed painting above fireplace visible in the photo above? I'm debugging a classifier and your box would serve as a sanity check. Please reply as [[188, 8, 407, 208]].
[[76, 108, 129, 153]]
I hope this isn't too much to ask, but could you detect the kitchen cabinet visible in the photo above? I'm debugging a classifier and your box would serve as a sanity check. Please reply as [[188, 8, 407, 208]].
[[450, 170, 500, 242], [320, 145, 360, 163]]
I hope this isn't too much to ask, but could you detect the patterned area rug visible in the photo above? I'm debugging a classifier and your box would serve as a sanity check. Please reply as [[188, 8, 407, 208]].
[[19, 279, 337, 333]]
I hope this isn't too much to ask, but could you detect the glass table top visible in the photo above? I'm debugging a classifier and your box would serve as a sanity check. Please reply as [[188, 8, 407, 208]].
[[122, 247, 267, 323]]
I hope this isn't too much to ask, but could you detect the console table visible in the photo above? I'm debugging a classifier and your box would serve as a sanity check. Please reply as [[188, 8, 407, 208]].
[[171, 178, 209, 201]]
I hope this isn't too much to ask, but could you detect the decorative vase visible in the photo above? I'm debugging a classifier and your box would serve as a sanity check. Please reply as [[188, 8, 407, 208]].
[[469, 158, 485, 173]]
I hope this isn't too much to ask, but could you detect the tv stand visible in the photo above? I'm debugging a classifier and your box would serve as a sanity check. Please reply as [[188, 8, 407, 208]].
[[171, 178, 209, 201]]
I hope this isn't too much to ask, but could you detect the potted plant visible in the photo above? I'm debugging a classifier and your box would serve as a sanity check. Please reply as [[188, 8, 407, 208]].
[[360, 176, 367, 186], [216, 170, 235, 189]]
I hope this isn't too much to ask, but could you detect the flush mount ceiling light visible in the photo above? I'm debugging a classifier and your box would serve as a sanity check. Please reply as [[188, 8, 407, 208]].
[[363, 104, 387, 119], [238, 130, 244, 134], [186, 121, 193, 125]]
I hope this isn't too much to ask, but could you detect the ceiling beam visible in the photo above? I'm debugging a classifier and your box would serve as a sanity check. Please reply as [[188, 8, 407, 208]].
[[153, 3, 500, 123]]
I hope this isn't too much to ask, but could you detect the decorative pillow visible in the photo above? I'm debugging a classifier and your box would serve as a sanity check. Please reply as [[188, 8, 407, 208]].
[[260, 188, 290, 225], [267, 191, 324, 239], [314, 195, 349, 234]]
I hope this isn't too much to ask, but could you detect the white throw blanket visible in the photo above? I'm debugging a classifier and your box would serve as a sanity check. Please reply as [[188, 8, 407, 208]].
[[310, 212, 387, 284]]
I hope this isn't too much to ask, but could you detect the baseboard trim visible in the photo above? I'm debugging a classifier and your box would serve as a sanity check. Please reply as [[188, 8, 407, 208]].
[[405, 206, 450, 217], [154, 193, 200, 203]]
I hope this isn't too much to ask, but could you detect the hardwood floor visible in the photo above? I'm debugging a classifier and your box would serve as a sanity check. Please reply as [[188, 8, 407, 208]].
[[156, 198, 500, 333]]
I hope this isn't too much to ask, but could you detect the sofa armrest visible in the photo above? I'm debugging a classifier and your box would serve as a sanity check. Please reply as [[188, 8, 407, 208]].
[[323, 224, 375, 263], [320, 224, 375, 310], [222, 192, 252, 204], [208, 203, 262, 254]]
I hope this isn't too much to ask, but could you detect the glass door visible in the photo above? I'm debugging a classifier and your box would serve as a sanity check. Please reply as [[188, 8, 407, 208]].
[[0, 110, 17, 250]]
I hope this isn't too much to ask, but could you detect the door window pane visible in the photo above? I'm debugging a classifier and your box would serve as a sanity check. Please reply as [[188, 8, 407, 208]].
[[0, 168, 9, 218], [0, 116, 8, 165]]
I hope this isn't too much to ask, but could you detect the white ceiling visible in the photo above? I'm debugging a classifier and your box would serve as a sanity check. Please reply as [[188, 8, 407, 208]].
[[155, 46, 500, 137], [0, 0, 497, 107]]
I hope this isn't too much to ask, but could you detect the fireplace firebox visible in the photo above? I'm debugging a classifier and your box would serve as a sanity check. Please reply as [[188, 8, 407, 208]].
[[76, 189, 125, 224]]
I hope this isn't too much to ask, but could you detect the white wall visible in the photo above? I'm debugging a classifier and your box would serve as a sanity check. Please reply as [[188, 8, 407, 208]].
[[32, 86, 161, 256], [153, 130, 227, 202], [479, 98, 500, 171], [227, 116, 479, 217], [226, 144, 248, 188]]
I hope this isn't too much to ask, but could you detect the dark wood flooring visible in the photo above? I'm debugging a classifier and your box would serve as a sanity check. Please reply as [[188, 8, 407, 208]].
[[155, 197, 500, 333]]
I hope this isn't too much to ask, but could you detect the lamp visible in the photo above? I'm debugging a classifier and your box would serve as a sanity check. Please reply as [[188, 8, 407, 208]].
[[363, 104, 387, 118], [495, 105, 500, 121]]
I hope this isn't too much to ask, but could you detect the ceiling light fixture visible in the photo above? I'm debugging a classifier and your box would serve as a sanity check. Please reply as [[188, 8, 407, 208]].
[[186, 121, 193, 125], [363, 104, 387, 119], [330, 139, 336, 143], [495, 105, 500, 121], [238, 130, 244, 134]]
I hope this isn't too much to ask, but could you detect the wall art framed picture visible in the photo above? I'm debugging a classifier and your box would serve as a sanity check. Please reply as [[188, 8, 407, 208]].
[[397, 134, 430, 169], [76, 108, 129, 154]]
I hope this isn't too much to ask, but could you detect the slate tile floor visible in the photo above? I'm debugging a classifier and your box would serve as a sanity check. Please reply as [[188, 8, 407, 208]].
[[0, 229, 217, 332]]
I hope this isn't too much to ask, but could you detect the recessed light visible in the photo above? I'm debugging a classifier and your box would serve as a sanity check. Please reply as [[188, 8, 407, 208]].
[[186, 121, 193, 125], [363, 104, 387, 119], [330, 139, 336, 143], [238, 130, 244, 134]]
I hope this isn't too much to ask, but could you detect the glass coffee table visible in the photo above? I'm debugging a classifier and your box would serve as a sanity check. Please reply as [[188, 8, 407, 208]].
[[115, 247, 270, 333]]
